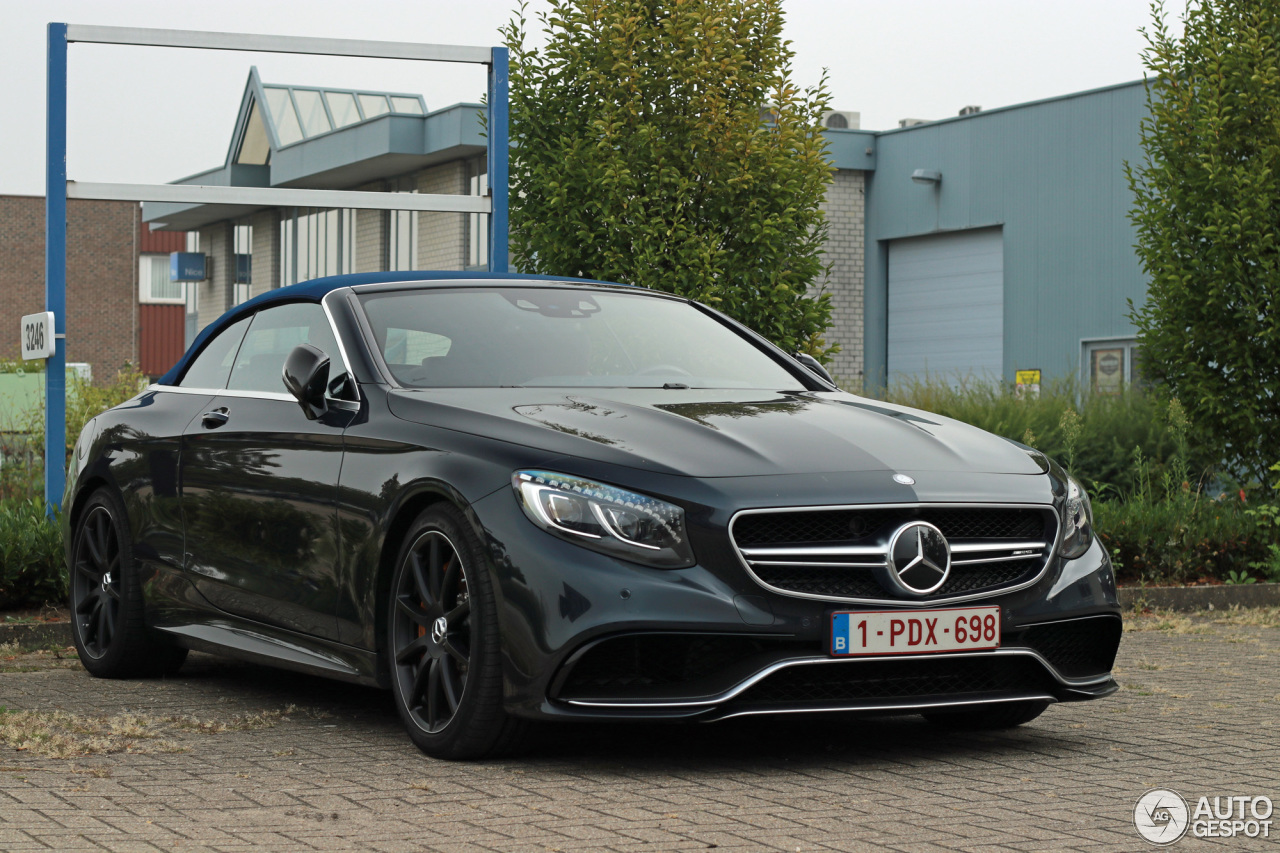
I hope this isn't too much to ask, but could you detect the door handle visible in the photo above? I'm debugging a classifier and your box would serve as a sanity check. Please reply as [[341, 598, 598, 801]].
[[201, 407, 230, 428]]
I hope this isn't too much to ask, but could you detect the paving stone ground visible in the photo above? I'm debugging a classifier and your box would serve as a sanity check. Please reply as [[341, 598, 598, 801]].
[[1, 613, 1277, 852]]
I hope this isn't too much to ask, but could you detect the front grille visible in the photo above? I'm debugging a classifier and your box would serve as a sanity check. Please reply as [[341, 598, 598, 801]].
[[731, 504, 1058, 604], [734, 507, 1045, 547], [732, 655, 1055, 707], [753, 566, 884, 599], [555, 634, 812, 702], [1016, 616, 1122, 679]]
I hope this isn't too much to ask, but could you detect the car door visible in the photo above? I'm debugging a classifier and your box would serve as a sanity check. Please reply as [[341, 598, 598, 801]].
[[180, 301, 355, 641], [110, 314, 252, 585]]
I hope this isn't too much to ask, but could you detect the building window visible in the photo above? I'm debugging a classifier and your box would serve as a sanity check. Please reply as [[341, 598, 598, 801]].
[[468, 159, 488, 270], [139, 255, 184, 304], [280, 208, 354, 287], [1082, 338, 1141, 395], [263, 87, 304, 146], [236, 100, 271, 165], [233, 222, 253, 305], [359, 94, 390, 119], [389, 184, 419, 271]]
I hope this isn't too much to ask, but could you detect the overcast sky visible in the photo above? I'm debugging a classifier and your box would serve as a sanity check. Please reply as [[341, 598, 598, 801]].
[[0, 0, 1168, 196]]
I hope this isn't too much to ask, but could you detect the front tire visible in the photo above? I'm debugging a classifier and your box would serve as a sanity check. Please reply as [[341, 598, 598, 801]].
[[388, 503, 525, 759], [922, 699, 1050, 730], [70, 488, 188, 678]]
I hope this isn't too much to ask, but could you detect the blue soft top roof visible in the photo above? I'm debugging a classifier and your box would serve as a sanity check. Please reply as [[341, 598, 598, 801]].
[[157, 270, 624, 385]]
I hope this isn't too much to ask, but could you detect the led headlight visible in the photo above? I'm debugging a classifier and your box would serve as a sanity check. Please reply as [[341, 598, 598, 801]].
[[513, 471, 695, 569], [1059, 475, 1094, 560]]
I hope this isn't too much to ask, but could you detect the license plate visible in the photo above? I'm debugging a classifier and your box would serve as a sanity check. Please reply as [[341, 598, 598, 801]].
[[830, 606, 1001, 657]]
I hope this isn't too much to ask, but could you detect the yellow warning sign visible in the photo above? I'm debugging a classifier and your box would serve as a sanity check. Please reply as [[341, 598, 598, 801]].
[[1015, 369, 1041, 400]]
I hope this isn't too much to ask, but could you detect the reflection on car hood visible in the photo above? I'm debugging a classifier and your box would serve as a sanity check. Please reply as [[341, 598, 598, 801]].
[[386, 388, 1045, 478]]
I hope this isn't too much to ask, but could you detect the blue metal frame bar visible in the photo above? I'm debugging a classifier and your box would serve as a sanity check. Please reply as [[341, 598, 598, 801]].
[[45, 23, 68, 513], [487, 46, 509, 274]]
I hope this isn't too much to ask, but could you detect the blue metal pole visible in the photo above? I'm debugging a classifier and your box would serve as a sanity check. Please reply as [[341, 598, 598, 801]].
[[487, 46, 509, 274], [45, 23, 68, 513]]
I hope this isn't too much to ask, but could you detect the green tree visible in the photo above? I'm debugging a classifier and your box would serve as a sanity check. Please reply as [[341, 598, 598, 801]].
[[500, 0, 838, 360], [1127, 0, 1280, 482]]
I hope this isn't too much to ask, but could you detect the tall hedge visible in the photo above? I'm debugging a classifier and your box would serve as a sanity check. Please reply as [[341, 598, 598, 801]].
[[1127, 0, 1280, 483], [501, 0, 839, 360]]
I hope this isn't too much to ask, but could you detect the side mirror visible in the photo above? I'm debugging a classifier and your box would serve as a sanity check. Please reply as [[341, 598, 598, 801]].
[[794, 352, 836, 386], [283, 344, 330, 420]]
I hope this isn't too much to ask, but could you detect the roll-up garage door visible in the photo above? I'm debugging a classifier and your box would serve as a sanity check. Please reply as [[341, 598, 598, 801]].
[[887, 227, 1004, 386]]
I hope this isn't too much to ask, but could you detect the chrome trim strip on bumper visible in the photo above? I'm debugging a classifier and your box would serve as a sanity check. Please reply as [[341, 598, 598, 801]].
[[728, 502, 1062, 608], [707, 692, 1059, 721], [561, 646, 1109, 709]]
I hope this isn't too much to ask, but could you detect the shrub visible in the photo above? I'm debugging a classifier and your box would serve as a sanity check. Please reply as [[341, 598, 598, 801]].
[[0, 499, 65, 610], [1094, 492, 1273, 586], [874, 376, 1208, 494]]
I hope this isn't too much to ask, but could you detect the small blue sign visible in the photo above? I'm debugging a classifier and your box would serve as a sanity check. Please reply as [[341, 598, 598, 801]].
[[235, 253, 251, 284], [170, 252, 206, 282]]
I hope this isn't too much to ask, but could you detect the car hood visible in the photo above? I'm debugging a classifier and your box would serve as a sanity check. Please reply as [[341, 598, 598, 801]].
[[386, 388, 1046, 478]]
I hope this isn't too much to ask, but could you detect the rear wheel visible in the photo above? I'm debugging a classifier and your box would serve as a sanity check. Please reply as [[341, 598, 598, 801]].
[[70, 488, 188, 678], [388, 504, 525, 759], [922, 699, 1050, 730]]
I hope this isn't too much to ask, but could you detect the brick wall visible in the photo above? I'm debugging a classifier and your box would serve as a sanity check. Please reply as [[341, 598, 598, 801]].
[[817, 169, 866, 387], [249, 210, 280, 298], [0, 195, 138, 382], [354, 209, 387, 273], [195, 222, 234, 334], [415, 163, 468, 270]]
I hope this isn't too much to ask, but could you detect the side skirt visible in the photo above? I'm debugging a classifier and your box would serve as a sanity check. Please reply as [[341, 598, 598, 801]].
[[155, 618, 382, 688]]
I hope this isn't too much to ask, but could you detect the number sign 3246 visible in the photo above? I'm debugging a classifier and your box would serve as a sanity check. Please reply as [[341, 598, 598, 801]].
[[20, 311, 55, 360]]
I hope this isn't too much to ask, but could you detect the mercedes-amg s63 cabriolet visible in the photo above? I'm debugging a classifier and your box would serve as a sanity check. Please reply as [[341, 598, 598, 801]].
[[65, 272, 1121, 759]]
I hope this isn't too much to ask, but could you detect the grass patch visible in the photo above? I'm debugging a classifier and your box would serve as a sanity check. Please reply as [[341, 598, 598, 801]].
[[0, 706, 298, 759], [0, 644, 81, 673], [1124, 605, 1280, 633]]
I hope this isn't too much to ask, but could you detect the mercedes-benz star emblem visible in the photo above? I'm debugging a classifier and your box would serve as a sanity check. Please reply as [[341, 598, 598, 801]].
[[431, 616, 448, 644], [886, 521, 951, 595], [892, 473, 915, 486]]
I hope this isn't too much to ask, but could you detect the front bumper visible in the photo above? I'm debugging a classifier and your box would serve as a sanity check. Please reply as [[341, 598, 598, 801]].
[[548, 617, 1120, 721], [471, 483, 1121, 723]]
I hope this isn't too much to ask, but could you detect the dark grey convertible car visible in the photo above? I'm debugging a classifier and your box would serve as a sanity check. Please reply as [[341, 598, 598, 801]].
[[64, 272, 1121, 759]]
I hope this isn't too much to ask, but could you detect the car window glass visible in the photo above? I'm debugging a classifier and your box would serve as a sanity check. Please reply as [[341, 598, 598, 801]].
[[178, 316, 250, 389], [384, 328, 452, 364], [358, 288, 801, 390], [227, 302, 349, 394]]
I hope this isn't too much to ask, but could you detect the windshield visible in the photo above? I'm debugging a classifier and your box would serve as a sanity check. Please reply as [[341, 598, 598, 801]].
[[357, 287, 803, 389]]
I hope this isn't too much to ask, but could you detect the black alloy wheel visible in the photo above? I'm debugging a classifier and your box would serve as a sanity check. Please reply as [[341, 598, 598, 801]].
[[69, 488, 188, 678], [388, 504, 526, 759], [393, 529, 472, 733], [72, 505, 121, 659]]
